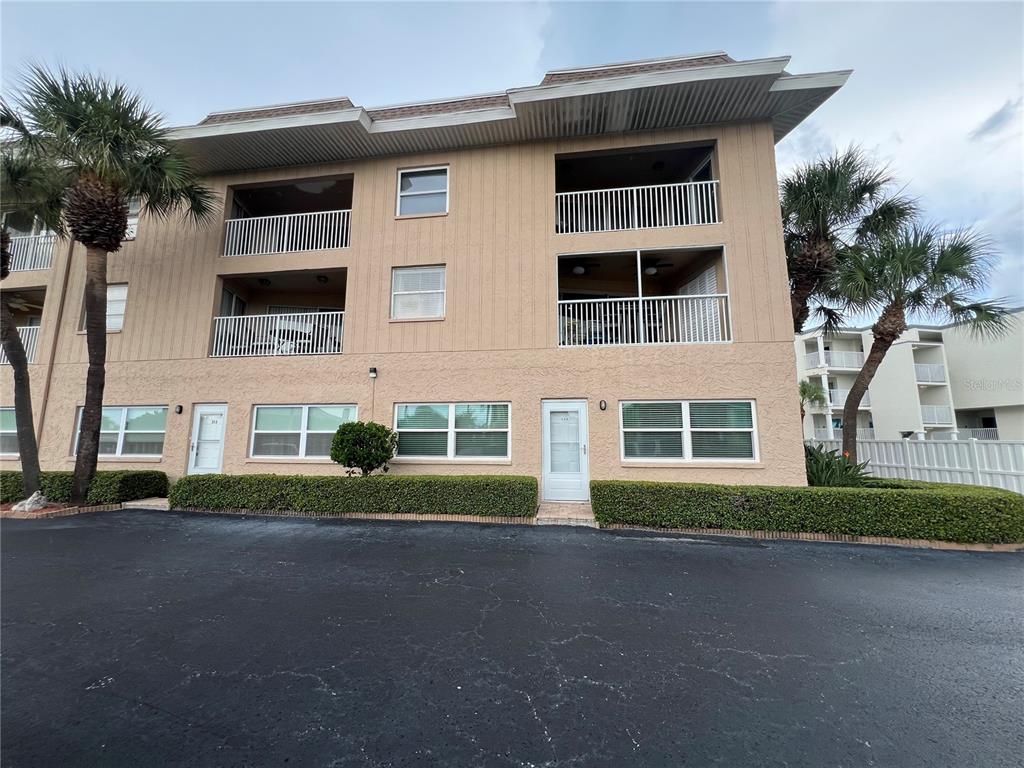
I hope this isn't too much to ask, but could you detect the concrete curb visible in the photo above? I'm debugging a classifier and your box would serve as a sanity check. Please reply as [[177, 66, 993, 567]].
[[599, 524, 1024, 552], [1, 502, 123, 520], [175, 506, 537, 526]]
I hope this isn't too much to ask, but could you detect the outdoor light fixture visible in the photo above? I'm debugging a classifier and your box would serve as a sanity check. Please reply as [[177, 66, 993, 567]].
[[643, 266, 658, 275], [572, 265, 586, 275], [599, 400, 607, 411], [369, 367, 378, 379], [316, 274, 329, 284], [174, 405, 183, 415]]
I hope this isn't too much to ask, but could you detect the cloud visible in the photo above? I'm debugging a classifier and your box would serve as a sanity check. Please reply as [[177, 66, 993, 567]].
[[970, 97, 1023, 141]]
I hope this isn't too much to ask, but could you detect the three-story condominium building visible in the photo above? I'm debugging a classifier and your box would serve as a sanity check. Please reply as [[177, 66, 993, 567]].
[[0, 52, 850, 499]]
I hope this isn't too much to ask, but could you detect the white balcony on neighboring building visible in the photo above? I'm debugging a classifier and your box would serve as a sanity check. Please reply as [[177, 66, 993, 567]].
[[555, 180, 720, 235], [921, 404, 953, 425], [211, 311, 344, 357], [8, 235, 56, 272], [0, 326, 40, 364], [224, 209, 352, 257], [804, 350, 865, 370], [558, 294, 730, 346], [812, 427, 875, 440], [914, 363, 947, 383], [828, 389, 870, 409]]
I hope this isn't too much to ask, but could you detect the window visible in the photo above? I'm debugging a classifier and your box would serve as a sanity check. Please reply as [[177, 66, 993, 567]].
[[620, 400, 757, 461], [0, 408, 18, 455], [74, 406, 167, 457], [391, 266, 445, 320], [251, 404, 357, 458], [396, 167, 448, 216], [220, 287, 247, 317], [395, 403, 509, 459], [125, 198, 141, 240], [81, 284, 129, 332]]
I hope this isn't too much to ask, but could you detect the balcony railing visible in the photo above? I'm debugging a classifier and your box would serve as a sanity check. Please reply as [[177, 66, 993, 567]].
[[929, 428, 1000, 440], [555, 180, 720, 235], [223, 209, 352, 257], [921, 404, 953, 425], [8, 235, 56, 272], [914, 363, 946, 383], [829, 389, 870, 408], [804, 350, 864, 369], [0, 326, 40, 364], [813, 427, 875, 440], [210, 311, 344, 357], [558, 295, 730, 347]]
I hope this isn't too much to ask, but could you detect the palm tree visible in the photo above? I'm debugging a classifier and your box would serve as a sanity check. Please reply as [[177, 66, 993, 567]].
[[781, 147, 917, 333], [0, 149, 68, 496], [6, 67, 216, 503], [798, 378, 828, 423], [832, 224, 1013, 461]]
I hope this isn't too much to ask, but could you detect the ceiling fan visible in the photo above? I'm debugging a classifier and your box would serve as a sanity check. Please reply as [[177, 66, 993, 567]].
[[5, 296, 43, 313], [564, 258, 602, 276], [641, 256, 674, 276]]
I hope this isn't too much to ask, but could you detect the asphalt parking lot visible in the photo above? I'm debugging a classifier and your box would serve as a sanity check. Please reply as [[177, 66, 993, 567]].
[[2, 511, 1022, 766]]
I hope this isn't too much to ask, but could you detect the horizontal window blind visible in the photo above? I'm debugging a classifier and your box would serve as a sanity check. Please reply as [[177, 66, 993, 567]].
[[621, 400, 756, 461], [392, 266, 446, 319], [75, 406, 167, 457], [396, 402, 509, 459], [251, 404, 357, 458]]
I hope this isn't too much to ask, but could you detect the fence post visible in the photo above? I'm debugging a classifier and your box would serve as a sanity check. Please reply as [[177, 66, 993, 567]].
[[902, 438, 914, 480], [969, 438, 983, 485]]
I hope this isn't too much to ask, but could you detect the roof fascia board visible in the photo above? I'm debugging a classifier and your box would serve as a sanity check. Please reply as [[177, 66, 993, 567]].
[[770, 70, 853, 92], [169, 107, 366, 140], [544, 50, 728, 76], [367, 106, 517, 133]]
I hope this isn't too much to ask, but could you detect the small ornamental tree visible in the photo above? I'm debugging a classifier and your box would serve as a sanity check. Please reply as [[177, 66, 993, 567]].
[[330, 421, 398, 477]]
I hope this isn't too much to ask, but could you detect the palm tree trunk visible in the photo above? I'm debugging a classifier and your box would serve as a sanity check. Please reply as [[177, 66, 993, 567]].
[[70, 246, 108, 504], [0, 296, 42, 495], [841, 303, 906, 461], [790, 273, 818, 333]]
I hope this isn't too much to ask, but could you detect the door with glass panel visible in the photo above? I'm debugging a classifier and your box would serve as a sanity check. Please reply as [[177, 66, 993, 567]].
[[541, 400, 589, 501], [188, 404, 228, 475]]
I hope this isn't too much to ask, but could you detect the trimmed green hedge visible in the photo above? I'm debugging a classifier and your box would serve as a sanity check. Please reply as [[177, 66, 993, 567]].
[[591, 480, 1024, 544], [0, 470, 169, 505], [169, 474, 538, 517]]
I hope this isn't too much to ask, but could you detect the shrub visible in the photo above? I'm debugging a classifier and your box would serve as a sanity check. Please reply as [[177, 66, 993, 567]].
[[169, 473, 538, 518], [0, 470, 168, 505], [330, 421, 398, 476], [590, 479, 1024, 544], [805, 443, 870, 487]]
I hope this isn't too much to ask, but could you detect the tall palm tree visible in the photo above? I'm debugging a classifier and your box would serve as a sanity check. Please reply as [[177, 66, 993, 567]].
[[6, 67, 216, 503], [798, 378, 828, 423], [781, 147, 917, 332], [0, 149, 68, 496], [832, 224, 1013, 461]]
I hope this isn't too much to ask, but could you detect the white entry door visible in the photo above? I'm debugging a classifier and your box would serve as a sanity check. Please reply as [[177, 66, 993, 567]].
[[541, 400, 590, 501], [188, 404, 228, 475]]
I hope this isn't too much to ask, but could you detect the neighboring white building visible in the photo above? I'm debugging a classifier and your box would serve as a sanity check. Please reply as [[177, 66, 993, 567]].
[[796, 308, 1024, 441]]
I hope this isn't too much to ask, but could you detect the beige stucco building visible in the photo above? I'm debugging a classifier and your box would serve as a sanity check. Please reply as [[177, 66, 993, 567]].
[[1, 52, 850, 500]]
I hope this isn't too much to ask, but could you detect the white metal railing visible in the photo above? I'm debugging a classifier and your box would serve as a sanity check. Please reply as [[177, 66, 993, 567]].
[[8, 235, 56, 271], [210, 311, 344, 357], [813, 427, 874, 440], [921, 404, 953, 424], [829, 389, 870, 408], [956, 428, 999, 440], [812, 350, 864, 369], [914, 363, 946, 383], [555, 180, 720, 235], [223, 209, 351, 256], [0, 326, 40, 364], [558, 295, 730, 346]]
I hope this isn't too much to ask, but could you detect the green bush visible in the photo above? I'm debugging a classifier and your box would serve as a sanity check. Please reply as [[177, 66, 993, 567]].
[[169, 473, 538, 517], [805, 443, 870, 486], [0, 470, 168, 505], [330, 421, 398, 476], [591, 479, 1024, 544]]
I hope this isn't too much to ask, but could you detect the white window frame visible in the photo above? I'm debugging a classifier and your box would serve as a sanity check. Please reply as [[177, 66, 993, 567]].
[[393, 402, 511, 461], [390, 265, 446, 320], [396, 166, 449, 217], [0, 407, 18, 457], [81, 283, 129, 333], [250, 404, 358, 460], [124, 197, 141, 240], [619, 399, 758, 463], [73, 405, 168, 458]]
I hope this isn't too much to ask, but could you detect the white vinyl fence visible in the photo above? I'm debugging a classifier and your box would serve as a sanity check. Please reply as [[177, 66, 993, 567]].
[[812, 438, 1024, 494]]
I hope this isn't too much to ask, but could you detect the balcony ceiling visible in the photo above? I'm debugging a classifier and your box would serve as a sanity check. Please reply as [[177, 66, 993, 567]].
[[170, 54, 850, 175]]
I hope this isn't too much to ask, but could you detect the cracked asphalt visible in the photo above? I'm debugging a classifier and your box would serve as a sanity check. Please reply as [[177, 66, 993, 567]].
[[2, 511, 1022, 767]]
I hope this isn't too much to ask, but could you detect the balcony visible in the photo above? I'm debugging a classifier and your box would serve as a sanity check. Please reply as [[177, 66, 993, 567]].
[[224, 177, 352, 257], [210, 268, 346, 358], [0, 326, 40, 364], [921, 405, 953, 425], [8, 234, 56, 272], [813, 427, 875, 440], [555, 143, 719, 235], [914, 363, 946, 383], [804, 350, 865, 370], [828, 389, 870, 409], [557, 248, 730, 347]]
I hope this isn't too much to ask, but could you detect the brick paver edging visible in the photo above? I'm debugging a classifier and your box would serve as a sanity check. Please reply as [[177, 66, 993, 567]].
[[176, 507, 537, 526], [1, 503, 123, 520], [599, 524, 1024, 552]]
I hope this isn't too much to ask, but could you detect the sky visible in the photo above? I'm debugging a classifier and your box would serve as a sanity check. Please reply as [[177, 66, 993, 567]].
[[3, 1, 1022, 305]]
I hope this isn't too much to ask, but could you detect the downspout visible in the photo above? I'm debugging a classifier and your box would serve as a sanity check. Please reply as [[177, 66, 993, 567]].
[[35, 239, 75, 445]]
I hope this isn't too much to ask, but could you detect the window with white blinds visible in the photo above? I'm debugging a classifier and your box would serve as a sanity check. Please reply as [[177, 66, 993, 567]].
[[74, 406, 168, 457], [251, 404, 357, 458], [620, 400, 757, 461], [395, 402, 509, 459], [391, 266, 446, 319], [0, 408, 18, 456]]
